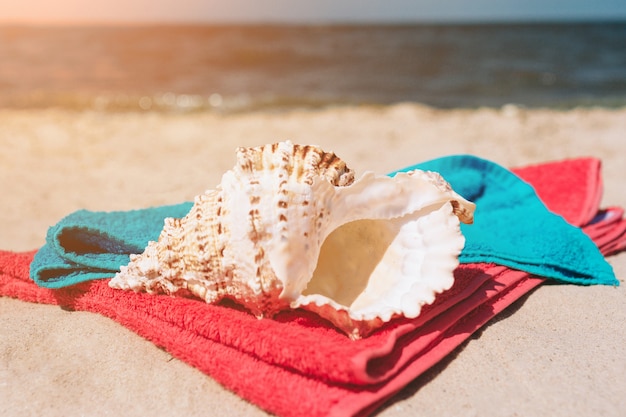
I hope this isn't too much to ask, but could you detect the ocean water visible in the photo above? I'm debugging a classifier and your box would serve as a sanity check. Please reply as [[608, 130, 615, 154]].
[[1, 22, 625, 111]]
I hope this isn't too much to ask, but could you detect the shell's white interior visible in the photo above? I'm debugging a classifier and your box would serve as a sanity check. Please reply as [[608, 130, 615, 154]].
[[297, 203, 464, 322], [303, 218, 399, 309]]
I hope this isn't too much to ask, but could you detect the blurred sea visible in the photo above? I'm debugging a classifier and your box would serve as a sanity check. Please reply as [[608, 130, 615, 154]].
[[1, 22, 625, 112]]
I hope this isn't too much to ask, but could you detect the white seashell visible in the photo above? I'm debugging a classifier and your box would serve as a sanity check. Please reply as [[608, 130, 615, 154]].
[[109, 141, 475, 339]]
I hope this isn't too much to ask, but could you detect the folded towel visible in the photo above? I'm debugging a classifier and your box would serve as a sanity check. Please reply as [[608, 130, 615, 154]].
[[399, 156, 617, 285], [3, 157, 625, 417], [511, 157, 603, 226], [584, 207, 626, 255], [30, 203, 193, 288], [30, 155, 617, 288], [1, 252, 542, 416]]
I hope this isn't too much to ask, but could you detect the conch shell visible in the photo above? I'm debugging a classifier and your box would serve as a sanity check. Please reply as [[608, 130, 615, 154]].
[[109, 141, 475, 339]]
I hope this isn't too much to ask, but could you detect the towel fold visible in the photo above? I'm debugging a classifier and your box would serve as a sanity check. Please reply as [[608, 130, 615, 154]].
[[1, 253, 542, 417], [399, 155, 617, 285], [30, 203, 193, 288], [31, 155, 617, 288], [584, 207, 626, 255], [2, 157, 625, 417], [512, 157, 603, 226]]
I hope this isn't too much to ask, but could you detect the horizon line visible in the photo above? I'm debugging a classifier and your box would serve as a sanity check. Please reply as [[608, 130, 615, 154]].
[[2, 16, 626, 27]]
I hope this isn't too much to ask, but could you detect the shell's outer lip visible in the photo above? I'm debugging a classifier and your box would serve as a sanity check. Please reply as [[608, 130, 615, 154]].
[[271, 169, 474, 307], [328, 170, 474, 229], [290, 196, 469, 338]]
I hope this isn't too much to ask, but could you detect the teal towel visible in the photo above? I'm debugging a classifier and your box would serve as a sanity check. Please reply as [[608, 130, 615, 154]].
[[30, 155, 617, 288], [393, 155, 617, 286], [31, 203, 193, 288]]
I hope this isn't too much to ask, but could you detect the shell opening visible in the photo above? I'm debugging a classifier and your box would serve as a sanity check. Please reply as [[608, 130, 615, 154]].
[[300, 201, 464, 326], [302, 218, 399, 310]]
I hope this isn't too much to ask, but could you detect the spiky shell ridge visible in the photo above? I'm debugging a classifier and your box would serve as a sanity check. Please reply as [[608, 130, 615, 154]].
[[110, 141, 356, 317]]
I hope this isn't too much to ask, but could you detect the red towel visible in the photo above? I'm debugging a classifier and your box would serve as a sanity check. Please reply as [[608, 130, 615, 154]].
[[512, 157, 603, 226], [1, 158, 624, 417]]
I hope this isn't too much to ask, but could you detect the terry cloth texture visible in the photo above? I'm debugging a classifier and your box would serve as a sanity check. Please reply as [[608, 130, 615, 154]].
[[2, 157, 625, 417], [396, 155, 617, 285], [31, 155, 617, 288], [1, 253, 543, 417], [30, 203, 193, 288]]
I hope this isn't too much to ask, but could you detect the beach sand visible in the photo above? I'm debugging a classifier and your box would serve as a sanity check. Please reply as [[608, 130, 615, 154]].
[[1, 104, 625, 416]]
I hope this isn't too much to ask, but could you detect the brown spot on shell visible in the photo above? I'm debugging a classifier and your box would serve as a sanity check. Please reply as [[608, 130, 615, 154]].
[[254, 247, 265, 263], [450, 200, 474, 224], [237, 142, 355, 188]]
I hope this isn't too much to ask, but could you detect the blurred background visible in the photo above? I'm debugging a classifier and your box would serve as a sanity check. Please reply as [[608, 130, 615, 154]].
[[0, 0, 625, 112]]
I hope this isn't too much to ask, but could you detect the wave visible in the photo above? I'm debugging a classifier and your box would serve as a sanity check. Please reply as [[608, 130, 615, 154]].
[[2, 23, 625, 111], [3, 90, 625, 113]]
